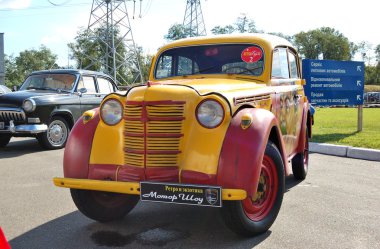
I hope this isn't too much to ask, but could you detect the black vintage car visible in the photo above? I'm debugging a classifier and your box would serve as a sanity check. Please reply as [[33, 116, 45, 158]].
[[0, 69, 118, 149]]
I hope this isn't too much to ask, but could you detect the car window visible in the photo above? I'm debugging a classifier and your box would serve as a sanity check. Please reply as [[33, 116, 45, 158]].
[[288, 51, 299, 78], [20, 74, 76, 91], [155, 44, 264, 79], [156, 55, 173, 78], [77, 76, 97, 93], [272, 48, 289, 79], [97, 77, 115, 94]]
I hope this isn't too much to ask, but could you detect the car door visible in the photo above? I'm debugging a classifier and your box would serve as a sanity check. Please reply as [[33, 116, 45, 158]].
[[271, 47, 304, 157], [96, 76, 117, 99], [78, 75, 102, 113]]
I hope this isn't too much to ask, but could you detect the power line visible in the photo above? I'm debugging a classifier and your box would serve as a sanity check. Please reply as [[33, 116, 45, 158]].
[[0, 2, 90, 12]]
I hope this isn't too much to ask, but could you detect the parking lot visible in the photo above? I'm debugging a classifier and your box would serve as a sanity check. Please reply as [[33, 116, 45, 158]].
[[1, 138, 380, 249]]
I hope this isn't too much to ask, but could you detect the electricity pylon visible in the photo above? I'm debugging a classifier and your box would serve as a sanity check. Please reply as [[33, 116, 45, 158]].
[[182, 0, 207, 37], [85, 0, 143, 84]]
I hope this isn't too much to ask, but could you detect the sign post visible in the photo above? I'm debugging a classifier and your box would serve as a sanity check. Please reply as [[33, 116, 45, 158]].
[[302, 59, 365, 132]]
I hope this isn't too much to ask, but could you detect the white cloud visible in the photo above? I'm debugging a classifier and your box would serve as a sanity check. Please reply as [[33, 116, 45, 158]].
[[0, 0, 32, 9]]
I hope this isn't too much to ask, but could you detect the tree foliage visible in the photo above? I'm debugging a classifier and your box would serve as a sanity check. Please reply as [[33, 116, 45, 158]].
[[5, 46, 58, 88], [164, 23, 190, 41], [68, 26, 149, 85], [294, 27, 351, 60], [211, 14, 259, 35]]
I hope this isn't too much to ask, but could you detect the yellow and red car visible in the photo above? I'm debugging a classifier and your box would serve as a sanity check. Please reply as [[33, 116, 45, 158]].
[[54, 34, 312, 236]]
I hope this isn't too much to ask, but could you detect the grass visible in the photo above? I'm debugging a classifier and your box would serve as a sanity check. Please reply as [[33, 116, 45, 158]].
[[311, 107, 380, 149], [364, 85, 380, 92]]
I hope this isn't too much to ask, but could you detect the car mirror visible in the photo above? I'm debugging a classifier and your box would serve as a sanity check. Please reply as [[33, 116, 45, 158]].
[[79, 88, 87, 94]]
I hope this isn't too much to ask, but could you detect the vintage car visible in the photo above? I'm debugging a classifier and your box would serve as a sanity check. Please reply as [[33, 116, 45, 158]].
[[0, 85, 11, 95], [54, 34, 312, 236], [0, 69, 118, 149]]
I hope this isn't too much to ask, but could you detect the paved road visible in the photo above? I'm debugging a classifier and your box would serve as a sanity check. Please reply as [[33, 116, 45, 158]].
[[1, 138, 379, 249]]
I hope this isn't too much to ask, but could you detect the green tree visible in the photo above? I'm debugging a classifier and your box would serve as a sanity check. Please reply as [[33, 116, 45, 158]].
[[375, 44, 380, 63], [69, 26, 145, 85], [210, 25, 235, 35], [5, 46, 58, 88], [294, 27, 352, 60], [211, 14, 260, 35], [164, 24, 189, 41], [235, 14, 258, 33]]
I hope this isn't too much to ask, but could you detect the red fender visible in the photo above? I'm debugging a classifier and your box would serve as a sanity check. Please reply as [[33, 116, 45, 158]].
[[63, 108, 100, 179], [217, 108, 287, 197], [295, 103, 310, 154]]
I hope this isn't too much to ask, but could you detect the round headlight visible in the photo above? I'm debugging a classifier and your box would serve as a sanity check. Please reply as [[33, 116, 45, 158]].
[[196, 99, 224, 128], [100, 99, 123, 125], [22, 99, 36, 112]]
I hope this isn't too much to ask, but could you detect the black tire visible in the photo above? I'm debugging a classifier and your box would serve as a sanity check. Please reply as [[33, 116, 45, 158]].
[[71, 189, 139, 222], [221, 141, 285, 237], [37, 116, 69, 150], [0, 135, 11, 148], [292, 128, 309, 180]]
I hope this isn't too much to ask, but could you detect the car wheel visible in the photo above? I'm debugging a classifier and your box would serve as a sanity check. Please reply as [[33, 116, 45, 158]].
[[0, 135, 11, 148], [292, 128, 309, 180], [70, 189, 139, 222], [221, 141, 285, 236], [37, 116, 69, 150]]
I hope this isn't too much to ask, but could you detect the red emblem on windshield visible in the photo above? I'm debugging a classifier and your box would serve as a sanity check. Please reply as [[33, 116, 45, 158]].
[[241, 46, 263, 63]]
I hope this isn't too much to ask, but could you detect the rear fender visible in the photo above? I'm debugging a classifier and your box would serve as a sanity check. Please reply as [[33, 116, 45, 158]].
[[217, 108, 287, 197], [296, 103, 310, 153], [63, 108, 100, 179]]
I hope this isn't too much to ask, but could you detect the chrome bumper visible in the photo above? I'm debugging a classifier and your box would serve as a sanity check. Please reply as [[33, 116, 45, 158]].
[[0, 121, 47, 134]]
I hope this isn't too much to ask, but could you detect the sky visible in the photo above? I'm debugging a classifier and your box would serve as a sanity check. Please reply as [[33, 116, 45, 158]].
[[0, 0, 378, 67]]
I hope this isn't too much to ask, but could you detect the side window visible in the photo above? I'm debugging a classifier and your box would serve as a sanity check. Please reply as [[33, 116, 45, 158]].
[[272, 48, 289, 79], [156, 55, 173, 78], [79, 76, 97, 93], [97, 77, 115, 94], [288, 51, 299, 78]]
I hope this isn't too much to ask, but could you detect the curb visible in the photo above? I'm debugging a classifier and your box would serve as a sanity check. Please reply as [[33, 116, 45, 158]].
[[310, 142, 380, 161]]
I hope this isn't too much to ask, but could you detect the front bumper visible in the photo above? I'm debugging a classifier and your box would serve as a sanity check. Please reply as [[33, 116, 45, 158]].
[[53, 177, 247, 201], [0, 122, 47, 134]]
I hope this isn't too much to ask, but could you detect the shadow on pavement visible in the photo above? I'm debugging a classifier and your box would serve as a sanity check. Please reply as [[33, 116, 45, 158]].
[[285, 175, 303, 192], [9, 203, 271, 249], [0, 138, 46, 158]]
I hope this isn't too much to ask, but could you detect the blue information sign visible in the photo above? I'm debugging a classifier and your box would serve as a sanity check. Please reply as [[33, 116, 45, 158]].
[[302, 59, 365, 106]]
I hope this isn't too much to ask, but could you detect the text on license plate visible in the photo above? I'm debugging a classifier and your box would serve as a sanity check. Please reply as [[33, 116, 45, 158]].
[[140, 182, 222, 207]]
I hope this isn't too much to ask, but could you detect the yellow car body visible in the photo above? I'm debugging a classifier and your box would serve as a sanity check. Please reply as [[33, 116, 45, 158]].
[[54, 34, 312, 236]]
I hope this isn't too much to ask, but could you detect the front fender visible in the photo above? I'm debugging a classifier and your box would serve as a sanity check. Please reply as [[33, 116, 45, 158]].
[[63, 108, 100, 179], [217, 108, 285, 197]]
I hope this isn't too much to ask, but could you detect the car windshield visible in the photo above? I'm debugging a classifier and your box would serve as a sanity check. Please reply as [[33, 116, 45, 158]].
[[154, 44, 265, 79], [20, 73, 77, 91]]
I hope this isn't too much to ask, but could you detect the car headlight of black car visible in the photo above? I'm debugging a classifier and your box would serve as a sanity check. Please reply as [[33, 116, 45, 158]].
[[22, 99, 36, 112]]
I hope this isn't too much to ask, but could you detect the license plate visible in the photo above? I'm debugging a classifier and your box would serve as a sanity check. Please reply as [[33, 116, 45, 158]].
[[140, 182, 222, 207], [0, 122, 4, 129]]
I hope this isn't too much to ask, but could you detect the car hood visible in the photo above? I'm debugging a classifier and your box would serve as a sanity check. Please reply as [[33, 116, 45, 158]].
[[127, 78, 275, 115], [0, 90, 70, 107]]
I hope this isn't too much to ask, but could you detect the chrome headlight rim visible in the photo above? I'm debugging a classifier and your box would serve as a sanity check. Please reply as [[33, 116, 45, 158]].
[[22, 99, 36, 112], [196, 99, 225, 129], [100, 98, 123, 126]]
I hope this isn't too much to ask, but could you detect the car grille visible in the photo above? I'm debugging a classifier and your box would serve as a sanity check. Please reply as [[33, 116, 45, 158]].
[[0, 109, 26, 122], [124, 100, 185, 168]]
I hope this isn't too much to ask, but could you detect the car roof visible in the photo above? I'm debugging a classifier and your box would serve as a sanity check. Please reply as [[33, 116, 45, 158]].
[[159, 33, 294, 52], [29, 69, 112, 78]]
